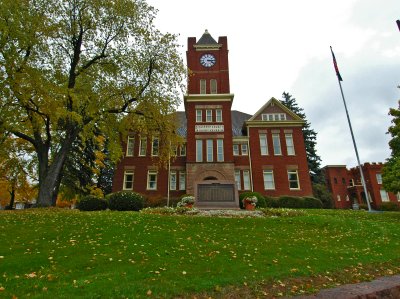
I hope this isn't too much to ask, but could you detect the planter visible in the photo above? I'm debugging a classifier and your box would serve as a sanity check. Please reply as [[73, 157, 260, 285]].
[[244, 202, 255, 211]]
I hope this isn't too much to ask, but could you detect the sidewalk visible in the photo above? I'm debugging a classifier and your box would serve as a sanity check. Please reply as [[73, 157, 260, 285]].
[[293, 275, 400, 298]]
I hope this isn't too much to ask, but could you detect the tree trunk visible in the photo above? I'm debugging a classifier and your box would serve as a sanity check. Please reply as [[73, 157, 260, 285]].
[[36, 131, 80, 207], [6, 187, 15, 210]]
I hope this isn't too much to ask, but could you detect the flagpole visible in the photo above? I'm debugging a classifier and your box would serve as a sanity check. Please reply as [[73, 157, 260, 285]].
[[330, 46, 372, 212]]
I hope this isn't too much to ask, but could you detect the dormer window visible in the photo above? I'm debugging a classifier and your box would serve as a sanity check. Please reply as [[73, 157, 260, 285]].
[[262, 113, 286, 121]]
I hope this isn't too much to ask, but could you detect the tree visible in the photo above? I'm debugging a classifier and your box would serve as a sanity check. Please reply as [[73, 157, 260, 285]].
[[0, 136, 36, 209], [382, 98, 400, 193], [281, 92, 322, 183], [0, 0, 185, 206]]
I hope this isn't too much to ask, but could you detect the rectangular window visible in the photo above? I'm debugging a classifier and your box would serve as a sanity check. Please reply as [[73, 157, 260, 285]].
[[216, 109, 222, 122], [206, 110, 212, 122], [210, 79, 217, 94], [147, 171, 157, 190], [151, 137, 159, 156], [272, 133, 281, 155], [196, 140, 203, 162], [263, 170, 275, 190], [397, 192, 400, 202], [337, 195, 341, 202], [243, 170, 251, 190], [139, 137, 147, 156], [285, 133, 295, 155], [380, 189, 389, 202], [376, 173, 382, 184], [241, 144, 248, 155], [126, 136, 134, 157], [180, 144, 186, 156], [196, 110, 202, 123], [200, 79, 206, 94], [259, 134, 268, 155], [288, 170, 300, 190], [233, 144, 239, 156], [234, 170, 241, 190], [179, 172, 186, 191], [217, 139, 224, 162], [170, 171, 177, 190], [172, 145, 178, 157], [262, 113, 286, 121], [206, 139, 213, 162], [123, 170, 134, 190]]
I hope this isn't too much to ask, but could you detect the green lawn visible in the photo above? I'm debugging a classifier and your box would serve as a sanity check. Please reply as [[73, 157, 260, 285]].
[[0, 209, 400, 298]]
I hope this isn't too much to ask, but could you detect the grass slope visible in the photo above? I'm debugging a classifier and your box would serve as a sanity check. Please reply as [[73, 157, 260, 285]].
[[0, 209, 399, 298]]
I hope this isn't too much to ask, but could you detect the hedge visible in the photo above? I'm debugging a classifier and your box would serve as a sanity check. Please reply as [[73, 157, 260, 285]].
[[77, 195, 107, 211], [107, 191, 144, 211]]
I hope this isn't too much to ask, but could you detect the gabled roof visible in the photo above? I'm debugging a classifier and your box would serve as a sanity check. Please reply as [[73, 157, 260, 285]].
[[196, 29, 218, 45], [248, 97, 303, 122]]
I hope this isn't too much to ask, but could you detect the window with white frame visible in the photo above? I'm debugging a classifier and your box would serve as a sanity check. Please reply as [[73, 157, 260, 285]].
[[151, 137, 159, 156], [172, 145, 178, 157], [210, 79, 217, 94], [206, 110, 212, 122], [285, 133, 295, 155], [180, 144, 186, 156], [337, 195, 341, 201], [206, 139, 213, 162], [262, 113, 286, 121], [179, 172, 186, 191], [196, 110, 202, 123], [263, 170, 275, 190], [123, 170, 134, 190], [241, 144, 248, 155], [139, 137, 147, 156], [126, 136, 134, 157], [147, 171, 157, 190], [288, 170, 300, 189], [259, 134, 268, 155], [196, 140, 203, 162], [200, 79, 206, 94], [376, 173, 382, 184], [380, 189, 389, 202], [169, 171, 177, 190], [243, 170, 251, 190], [217, 139, 224, 162], [234, 170, 241, 190], [272, 133, 281, 155], [346, 195, 350, 201], [233, 144, 239, 156], [397, 192, 400, 201], [216, 109, 222, 122]]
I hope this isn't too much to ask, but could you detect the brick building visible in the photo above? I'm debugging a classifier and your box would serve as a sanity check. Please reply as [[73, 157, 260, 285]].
[[323, 163, 400, 209], [112, 30, 313, 207]]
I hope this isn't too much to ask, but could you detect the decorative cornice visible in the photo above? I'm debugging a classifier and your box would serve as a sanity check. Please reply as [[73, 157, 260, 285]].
[[184, 93, 234, 102], [245, 120, 305, 128]]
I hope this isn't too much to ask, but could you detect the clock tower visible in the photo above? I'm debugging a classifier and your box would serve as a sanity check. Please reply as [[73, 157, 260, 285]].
[[184, 30, 239, 208]]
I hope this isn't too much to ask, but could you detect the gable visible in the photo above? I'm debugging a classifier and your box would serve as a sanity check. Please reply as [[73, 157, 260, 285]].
[[248, 97, 303, 122]]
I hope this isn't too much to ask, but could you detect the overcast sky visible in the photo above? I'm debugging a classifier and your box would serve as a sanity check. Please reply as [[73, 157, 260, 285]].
[[147, 0, 400, 168]]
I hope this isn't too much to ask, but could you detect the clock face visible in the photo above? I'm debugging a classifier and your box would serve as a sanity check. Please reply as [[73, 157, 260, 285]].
[[200, 54, 216, 67]]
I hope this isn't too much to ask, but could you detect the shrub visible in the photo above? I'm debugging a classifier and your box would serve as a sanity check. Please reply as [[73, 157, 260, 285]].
[[379, 202, 400, 211], [107, 191, 144, 211], [303, 197, 323, 209], [277, 196, 304, 209], [77, 195, 107, 211], [264, 196, 279, 208], [239, 192, 265, 209]]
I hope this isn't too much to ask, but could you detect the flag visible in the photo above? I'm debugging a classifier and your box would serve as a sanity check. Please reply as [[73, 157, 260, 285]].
[[397, 20, 400, 31], [330, 46, 343, 81]]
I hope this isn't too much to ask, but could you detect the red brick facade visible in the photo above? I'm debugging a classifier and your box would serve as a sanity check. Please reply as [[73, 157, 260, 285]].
[[112, 31, 313, 206], [323, 163, 400, 209]]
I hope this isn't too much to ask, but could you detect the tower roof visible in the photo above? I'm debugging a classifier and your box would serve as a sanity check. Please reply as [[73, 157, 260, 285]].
[[196, 29, 218, 45]]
